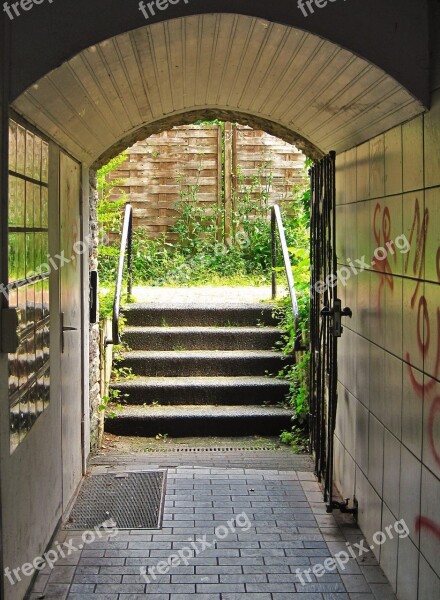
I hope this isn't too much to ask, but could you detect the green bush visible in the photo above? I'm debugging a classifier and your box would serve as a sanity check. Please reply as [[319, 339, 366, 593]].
[[275, 181, 311, 438]]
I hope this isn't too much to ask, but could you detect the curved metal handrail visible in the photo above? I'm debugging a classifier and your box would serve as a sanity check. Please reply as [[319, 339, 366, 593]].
[[271, 204, 304, 351], [108, 203, 133, 346]]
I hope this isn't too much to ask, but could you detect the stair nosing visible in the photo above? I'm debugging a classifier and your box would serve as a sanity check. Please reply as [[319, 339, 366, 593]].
[[121, 350, 285, 358], [109, 405, 292, 417]]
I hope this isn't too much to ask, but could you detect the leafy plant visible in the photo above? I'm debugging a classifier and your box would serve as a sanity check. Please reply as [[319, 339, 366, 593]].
[[274, 182, 311, 431], [231, 161, 273, 273], [96, 152, 129, 285], [98, 290, 115, 321], [279, 426, 309, 452], [99, 388, 126, 419], [97, 151, 128, 238]]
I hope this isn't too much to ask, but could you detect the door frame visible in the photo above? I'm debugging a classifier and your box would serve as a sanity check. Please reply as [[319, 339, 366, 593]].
[[81, 164, 91, 473]]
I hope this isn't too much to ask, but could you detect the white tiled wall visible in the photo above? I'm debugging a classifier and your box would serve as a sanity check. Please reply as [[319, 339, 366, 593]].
[[334, 90, 440, 599]]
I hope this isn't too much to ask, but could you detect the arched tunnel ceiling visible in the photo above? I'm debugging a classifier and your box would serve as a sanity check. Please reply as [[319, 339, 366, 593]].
[[12, 14, 425, 166]]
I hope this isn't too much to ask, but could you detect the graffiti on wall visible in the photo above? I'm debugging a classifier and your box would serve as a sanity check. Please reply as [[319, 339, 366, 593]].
[[373, 203, 397, 316], [372, 197, 440, 541]]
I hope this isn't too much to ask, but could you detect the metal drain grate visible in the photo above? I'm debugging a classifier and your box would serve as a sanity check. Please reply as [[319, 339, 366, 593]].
[[64, 471, 166, 530], [144, 446, 280, 453]]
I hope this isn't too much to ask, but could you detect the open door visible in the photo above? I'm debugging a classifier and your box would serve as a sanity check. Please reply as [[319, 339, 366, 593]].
[[309, 152, 353, 514], [59, 151, 83, 510]]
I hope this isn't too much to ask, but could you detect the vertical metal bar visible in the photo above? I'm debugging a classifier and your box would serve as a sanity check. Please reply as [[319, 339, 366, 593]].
[[0, 11, 9, 598], [327, 151, 337, 510], [310, 164, 318, 475], [127, 207, 133, 299], [321, 163, 325, 482], [324, 154, 331, 503], [224, 122, 233, 239], [0, 18, 9, 313], [271, 207, 277, 300], [216, 124, 223, 243]]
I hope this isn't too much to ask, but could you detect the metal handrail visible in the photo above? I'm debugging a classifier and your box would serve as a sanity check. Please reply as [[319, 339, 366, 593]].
[[271, 204, 304, 352], [107, 203, 133, 346]]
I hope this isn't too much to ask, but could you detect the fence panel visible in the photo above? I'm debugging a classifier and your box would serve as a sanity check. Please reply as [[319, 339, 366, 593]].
[[107, 124, 307, 239], [108, 125, 221, 239], [232, 125, 307, 214]]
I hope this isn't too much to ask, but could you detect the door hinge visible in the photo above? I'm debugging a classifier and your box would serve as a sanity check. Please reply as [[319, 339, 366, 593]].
[[1, 308, 20, 353], [61, 312, 78, 353]]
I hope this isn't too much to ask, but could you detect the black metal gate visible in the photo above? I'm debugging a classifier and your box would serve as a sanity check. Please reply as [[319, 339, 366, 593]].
[[309, 151, 353, 514]]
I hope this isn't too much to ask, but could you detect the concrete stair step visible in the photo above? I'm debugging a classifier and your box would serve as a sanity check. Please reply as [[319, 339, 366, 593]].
[[122, 326, 282, 351], [120, 350, 293, 377], [123, 303, 278, 327], [110, 376, 290, 406], [111, 299, 293, 439], [105, 405, 293, 437]]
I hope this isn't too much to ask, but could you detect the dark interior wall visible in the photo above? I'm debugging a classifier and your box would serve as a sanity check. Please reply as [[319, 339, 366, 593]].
[[4, 0, 430, 106]]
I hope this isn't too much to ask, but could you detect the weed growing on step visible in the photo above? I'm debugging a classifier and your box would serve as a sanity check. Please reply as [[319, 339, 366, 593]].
[[99, 388, 127, 420], [99, 348, 133, 419], [97, 293, 133, 418], [280, 427, 309, 452]]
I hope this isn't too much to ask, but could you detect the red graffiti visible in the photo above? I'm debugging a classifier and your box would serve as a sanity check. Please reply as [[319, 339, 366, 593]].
[[428, 396, 440, 468], [372, 197, 440, 541], [404, 197, 429, 305], [406, 307, 440, 394], [415, 516, 440, 540], [373, 203, 396, 316], [437, 247, 440, 283], [404, 197, 440, 392]]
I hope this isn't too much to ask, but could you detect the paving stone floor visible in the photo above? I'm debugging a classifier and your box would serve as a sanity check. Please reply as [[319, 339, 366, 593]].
[[30, 451, 397, 600], [129, 286, 284, 305]]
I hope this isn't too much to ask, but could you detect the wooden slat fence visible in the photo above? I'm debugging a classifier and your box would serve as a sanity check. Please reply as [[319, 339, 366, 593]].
[[107, 124, 306, 239]]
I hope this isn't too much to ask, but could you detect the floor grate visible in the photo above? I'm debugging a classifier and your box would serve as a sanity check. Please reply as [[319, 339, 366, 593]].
[[64, 471, 166, 530]]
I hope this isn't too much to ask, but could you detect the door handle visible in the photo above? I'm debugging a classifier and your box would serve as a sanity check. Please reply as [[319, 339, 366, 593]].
[[61, 312, 78, 353], [321, 299, 352, 337]]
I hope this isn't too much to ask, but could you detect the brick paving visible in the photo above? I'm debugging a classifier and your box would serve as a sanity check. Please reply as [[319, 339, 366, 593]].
[[30, 451, 397, 600]]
